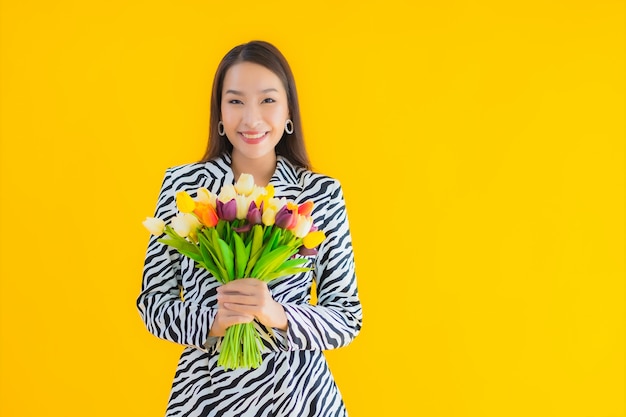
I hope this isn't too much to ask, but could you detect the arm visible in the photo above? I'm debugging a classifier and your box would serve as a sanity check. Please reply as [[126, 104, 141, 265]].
[[136, 168, 217, 351], [278, 180, 363, 351]]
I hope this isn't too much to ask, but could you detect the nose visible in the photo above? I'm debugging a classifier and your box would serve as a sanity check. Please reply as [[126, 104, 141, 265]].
[[242, 104, 262, 128]]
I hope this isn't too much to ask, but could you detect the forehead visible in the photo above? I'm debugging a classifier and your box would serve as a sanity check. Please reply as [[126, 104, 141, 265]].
[[222, 62, 285, 93]]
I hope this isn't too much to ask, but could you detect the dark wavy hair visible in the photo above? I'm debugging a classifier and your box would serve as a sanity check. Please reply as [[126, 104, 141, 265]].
[[200, 40, 310, 170]]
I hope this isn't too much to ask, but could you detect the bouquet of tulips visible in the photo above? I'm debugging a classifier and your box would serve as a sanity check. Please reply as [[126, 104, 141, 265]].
[[143, 173, 325, 370]]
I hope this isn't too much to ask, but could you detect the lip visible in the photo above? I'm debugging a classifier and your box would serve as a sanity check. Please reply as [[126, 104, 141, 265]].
[[239, 131, 268, 144]]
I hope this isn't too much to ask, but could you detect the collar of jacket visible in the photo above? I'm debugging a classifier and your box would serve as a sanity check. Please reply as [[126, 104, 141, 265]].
[[210, 152, 304, 197]]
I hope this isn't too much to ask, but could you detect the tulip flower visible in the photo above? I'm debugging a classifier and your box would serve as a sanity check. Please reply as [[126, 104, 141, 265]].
[[216, 199, 237, 221], [235, 195, 251, 220], [194, 203, 218, 227], [218, 184, 237, 203], [298, 201, 314, 217], [298, 246, 318, 256], [303, 230, 326, 249], [176, 191, 196, 213], [247, 201, 262, 225], [274, 205, 297, 229], [262, 207, 276, 226], [171, 213, 201, 238], [292, 214, 313, 238], [142, 217, 165, 236], [197, 187, 217, 207], [255, 184, 274, 208], [234, 173, 255, 196]]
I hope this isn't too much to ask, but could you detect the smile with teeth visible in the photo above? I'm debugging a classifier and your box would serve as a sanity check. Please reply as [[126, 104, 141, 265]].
[[241, 132, 267, 139]]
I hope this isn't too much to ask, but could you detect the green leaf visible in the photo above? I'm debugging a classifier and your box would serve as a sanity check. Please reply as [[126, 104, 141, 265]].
[[243, 225, 265, 277], [157, 227, 203, 264], [250, 225, 264, 256], [197, 234, 224, 282], [261, 228, 281, 258], [233, 233, 249, 278], [210, 228, 225, 266], [217, 237, 235, 281], [251, 246, 297, 279], [277, 257, 309, 269], [198, 229, 229, 282], [262, 267, 311, 282]]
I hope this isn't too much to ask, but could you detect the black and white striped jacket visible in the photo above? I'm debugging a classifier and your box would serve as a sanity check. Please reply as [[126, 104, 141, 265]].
[[137, 153, 362, 417]]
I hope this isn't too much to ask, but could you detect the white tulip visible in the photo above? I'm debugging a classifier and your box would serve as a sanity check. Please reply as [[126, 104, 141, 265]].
[[235, 194, 251, 220], [234, 173, 255, 196], [142, 217, 165, 236], [218, 184, 237, 203], [171, 213, 201, 238], [292, 215, 313, 238]]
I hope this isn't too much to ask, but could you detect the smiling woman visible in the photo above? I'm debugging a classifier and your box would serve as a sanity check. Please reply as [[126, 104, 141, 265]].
[[136, 40, 362, 417]]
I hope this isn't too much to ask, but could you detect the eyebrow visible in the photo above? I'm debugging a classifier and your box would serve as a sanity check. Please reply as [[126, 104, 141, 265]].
[[224, 88, 279, 95]]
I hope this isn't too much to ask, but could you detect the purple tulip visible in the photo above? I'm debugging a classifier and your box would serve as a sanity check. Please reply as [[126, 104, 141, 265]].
[[247, 201, 262, 225], [274, 205, 296, 229], [216, 199, 237, 221], [298, 246, 318, 256], [233, 223, 252, 233]]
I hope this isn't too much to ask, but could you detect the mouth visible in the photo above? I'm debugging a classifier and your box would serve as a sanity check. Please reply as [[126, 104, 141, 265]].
[[240, 131, 268, 144]]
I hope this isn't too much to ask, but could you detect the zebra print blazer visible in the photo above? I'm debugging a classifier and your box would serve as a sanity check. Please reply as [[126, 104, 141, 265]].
[[137, 153, 362, 417]]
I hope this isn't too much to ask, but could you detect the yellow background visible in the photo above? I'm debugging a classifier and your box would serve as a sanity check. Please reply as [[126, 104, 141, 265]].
[[1, 1, 623, 416]]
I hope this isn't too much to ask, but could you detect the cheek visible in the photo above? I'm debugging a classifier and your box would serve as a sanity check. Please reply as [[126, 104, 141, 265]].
[[221, 108, 239, 128], [267, 106, 289, 126]]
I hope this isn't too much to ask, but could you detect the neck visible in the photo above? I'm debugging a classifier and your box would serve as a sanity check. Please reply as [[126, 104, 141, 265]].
[[230, 152, 277, 186]]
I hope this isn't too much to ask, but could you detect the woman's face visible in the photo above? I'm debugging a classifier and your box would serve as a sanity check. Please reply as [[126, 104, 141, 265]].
[[221, 62, 290, 163]]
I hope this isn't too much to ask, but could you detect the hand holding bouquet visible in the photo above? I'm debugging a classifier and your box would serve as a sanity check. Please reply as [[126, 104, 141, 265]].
[[143, 174, 325, 369]]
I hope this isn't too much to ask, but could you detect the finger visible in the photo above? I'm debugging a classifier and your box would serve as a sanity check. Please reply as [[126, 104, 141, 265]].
[[218, 293, 260, 306], [217, 279, 267, 294], [222, 314, 254, 327], [216, 305, 254, 320]]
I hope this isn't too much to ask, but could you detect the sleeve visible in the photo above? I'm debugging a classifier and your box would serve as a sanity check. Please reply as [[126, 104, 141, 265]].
[[277, 179, 363, 351], [136, 168, 217, 351]]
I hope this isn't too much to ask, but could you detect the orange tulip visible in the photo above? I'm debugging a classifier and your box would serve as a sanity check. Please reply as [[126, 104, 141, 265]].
[[298, 201, 314, 217], [194, 203, 218, 227]]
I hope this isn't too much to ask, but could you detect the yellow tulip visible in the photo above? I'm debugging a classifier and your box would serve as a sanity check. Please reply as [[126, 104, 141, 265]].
[[262, 207, 276, 226], [234, 173, 255, 196], [142, 217, 165, 236], [303, 230, 326, 249], [176, 191, 196, 213], [196, 187, 216, 207]]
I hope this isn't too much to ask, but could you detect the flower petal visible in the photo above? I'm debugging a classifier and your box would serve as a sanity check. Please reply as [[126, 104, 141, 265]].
[[176, 191, 196, 213], [303, 230, 326, 249]]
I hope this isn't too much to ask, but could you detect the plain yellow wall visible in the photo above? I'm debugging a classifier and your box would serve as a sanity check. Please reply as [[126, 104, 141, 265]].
[[1, 1, 623, 416]]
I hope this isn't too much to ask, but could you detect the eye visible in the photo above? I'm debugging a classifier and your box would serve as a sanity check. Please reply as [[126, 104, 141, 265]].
[[262, 98, 276, 103], [228, 99, 243, 105]]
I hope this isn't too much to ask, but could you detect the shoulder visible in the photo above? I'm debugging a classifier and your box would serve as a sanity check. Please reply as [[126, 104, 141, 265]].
[[276, 158, 344, 216], [163, 154, 231, 191], [277, 156, 341, 192]]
